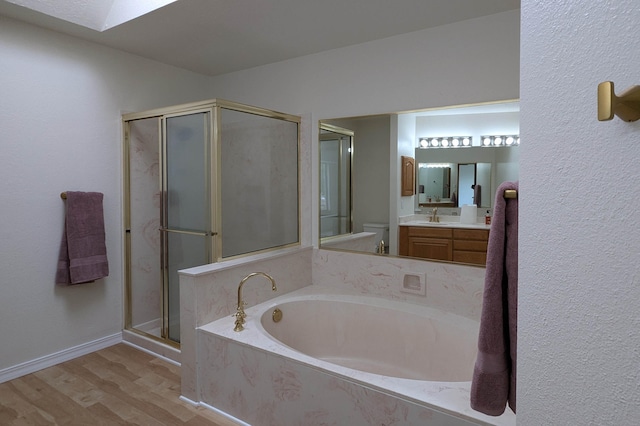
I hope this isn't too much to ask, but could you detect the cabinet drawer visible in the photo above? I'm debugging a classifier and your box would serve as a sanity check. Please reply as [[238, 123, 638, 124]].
[[453, 239, 489, 252], [453, 229, 489, 241], [406, 226, 452, 238]]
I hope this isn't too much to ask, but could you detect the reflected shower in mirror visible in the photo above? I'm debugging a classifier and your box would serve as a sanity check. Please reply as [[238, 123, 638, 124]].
[[319, 100, 519, 263], [319, 124, 353, 239]]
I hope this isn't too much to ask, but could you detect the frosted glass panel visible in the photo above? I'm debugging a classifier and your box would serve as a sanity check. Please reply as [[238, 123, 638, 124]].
[[165, 111, 210, 343], [166, 231, 208, 342], [220, 108, 298, 257], [128, 117, 162, 337], [166, 113, 209, 232]]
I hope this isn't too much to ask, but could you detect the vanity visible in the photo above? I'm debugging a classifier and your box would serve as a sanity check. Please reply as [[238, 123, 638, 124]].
[[399, 219, 490, 265]]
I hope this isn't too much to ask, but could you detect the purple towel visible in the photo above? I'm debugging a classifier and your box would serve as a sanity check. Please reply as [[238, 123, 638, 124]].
[[473, 184, 482, 207], [55, 191, 109, 285], [470, 181, 518, 416]]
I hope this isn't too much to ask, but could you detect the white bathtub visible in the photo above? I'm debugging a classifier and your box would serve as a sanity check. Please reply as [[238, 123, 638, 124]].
[[260, 298, 478, 382], [198, 286, 516, 425]]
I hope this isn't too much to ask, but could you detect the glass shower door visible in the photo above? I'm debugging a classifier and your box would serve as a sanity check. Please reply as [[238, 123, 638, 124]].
[[127, 117, 162, 338], [163, 111, 212, 342]]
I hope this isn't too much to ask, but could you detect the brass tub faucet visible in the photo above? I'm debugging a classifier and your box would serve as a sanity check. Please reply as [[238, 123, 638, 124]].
[[233, 272, 277, 332]]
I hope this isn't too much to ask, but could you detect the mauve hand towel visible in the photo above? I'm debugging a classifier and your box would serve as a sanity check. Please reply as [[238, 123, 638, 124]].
[[473, 184, 482, 207], [55, 191, 109, 285], [470, 181, 518, 416]]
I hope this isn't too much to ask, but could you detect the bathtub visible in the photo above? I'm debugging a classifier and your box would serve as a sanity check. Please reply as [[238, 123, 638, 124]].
[[197, 286, 516, 425]]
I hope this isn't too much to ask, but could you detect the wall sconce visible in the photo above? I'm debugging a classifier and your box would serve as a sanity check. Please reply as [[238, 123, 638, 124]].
[[480, 134, 520, 147], [418, 136, 472, 148]]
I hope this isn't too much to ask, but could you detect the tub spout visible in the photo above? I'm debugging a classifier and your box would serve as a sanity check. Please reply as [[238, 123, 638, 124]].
[[234, 272, 277, 332]]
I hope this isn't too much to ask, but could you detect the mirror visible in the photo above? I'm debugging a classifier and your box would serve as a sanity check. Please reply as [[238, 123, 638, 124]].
[[417, 159, 493, 209], [418, 164, 451, 203], [319, 100, 519, 263]]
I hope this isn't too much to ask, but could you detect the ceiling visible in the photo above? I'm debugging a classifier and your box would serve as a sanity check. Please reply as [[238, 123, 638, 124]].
[[0, 0, 520, 77]]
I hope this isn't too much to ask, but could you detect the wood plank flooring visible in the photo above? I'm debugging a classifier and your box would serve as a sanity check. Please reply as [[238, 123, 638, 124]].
[[0, 343, 239, 425]]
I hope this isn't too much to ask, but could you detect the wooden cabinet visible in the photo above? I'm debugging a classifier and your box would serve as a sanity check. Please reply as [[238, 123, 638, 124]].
[[399, 226, 489, 265], [400, 156, 415, 196], [452, 229, 489, 265]]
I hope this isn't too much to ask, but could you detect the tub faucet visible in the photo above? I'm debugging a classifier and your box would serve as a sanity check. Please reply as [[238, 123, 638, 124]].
[[233, 272, 277, 332], [429, 207, 439, 223]]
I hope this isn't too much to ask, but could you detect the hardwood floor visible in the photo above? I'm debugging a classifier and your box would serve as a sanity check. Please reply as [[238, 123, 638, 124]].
[[0, 343, 240, 425]]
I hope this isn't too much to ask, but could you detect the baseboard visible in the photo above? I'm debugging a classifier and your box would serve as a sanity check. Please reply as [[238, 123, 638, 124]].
[[121, 329, 180, 365], [0, 333, 122, 384], [179, 397, 250, 426]]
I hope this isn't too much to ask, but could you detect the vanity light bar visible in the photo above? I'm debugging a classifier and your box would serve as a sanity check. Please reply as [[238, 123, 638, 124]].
[[480, 134, 520, 147], [417, 136, 472, 148]]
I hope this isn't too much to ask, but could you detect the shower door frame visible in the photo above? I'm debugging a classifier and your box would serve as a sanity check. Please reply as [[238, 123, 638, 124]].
[[123, 103, 217, 347], [122, 99, 301, 348]]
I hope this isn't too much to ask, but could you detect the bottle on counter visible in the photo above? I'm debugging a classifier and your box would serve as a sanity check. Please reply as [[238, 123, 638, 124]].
[[485, 210, 492, 225]]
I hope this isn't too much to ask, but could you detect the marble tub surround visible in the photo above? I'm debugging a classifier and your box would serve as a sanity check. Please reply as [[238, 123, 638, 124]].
[[181, 246, 491, 420], [198, 287, 515, 425], [319, 232, 377, 253], [312, 249, 486, 321], [179, 246, 313, 401]]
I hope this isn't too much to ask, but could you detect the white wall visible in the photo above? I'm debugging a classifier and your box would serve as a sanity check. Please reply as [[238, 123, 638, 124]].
[[0, 8, 520, 378], [208, 10, 520, 119], [0, 16, 211, 371], [520, 1, 640, 424]]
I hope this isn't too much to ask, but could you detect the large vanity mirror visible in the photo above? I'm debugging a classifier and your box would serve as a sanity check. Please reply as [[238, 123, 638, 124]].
[[319, 100, 519, 263]]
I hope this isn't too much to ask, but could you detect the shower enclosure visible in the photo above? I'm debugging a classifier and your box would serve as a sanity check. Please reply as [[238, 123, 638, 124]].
[[319, 123, 353, 239], [123, 99, 300, 346]]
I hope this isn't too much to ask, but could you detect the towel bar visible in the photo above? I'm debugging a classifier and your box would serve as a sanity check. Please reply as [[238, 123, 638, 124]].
[[503, 189, 517, 199], [60, 192, 67, 199]]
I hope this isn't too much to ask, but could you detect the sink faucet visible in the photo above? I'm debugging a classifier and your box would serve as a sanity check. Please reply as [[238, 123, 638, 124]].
[[233, 272, 277, 332], [429, 207, 439, 223]]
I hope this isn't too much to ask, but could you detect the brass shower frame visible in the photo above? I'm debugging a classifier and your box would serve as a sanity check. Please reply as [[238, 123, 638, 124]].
[[122, 99, 301, 348], [318, 122, 354, 243]]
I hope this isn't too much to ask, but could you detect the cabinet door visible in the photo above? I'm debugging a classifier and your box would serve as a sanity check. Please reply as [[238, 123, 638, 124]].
[[401, 156, 415, 196], [408, 237, 452, 261]]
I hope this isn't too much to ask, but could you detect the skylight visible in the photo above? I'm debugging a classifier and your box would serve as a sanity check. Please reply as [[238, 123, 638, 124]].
[[5, 0, 178, 31]]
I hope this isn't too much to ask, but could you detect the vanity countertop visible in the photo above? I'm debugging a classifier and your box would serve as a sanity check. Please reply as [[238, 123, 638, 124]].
[[399, 215, 491, 230], [400, 220, 491, 230]]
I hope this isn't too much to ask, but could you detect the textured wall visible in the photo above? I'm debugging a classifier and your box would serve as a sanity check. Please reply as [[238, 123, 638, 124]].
[[0, 16, 211, 371], [520, 1, 640, 423]]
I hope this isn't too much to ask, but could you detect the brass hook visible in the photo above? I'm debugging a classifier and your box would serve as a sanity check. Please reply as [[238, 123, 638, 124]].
[[598, 81, 640, 122]]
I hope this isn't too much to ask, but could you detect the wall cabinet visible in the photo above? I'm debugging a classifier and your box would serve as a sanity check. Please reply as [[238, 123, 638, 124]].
[[401, 156, 415, 196], [399, 226, 489, 265]]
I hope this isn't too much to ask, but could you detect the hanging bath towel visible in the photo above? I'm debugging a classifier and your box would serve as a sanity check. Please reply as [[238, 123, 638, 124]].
[[470, 181, 518, 416], [55, 191, 109, 285]]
